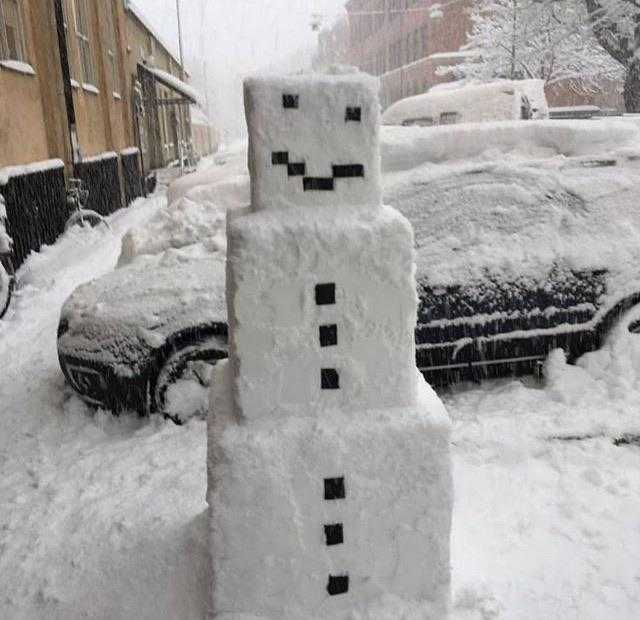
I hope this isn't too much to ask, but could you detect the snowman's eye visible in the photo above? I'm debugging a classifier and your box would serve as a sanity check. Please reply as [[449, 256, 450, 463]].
[[282, 94, 299, 108], [345, 106, 361, 122]]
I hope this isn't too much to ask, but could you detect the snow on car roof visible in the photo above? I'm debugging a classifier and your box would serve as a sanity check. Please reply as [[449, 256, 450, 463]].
[[385, 156, 640, 292]]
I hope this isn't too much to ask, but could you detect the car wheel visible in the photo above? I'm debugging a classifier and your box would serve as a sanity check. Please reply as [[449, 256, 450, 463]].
[[0, 255, 14, 319], [152, 335, 227, 424]]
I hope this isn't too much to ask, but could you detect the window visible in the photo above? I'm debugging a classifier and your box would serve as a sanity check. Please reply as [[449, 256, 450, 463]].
[[59, 0, 78, 81], [104, 1, 120, 96], [74, 0, 96, 85], [0, 0, 27, 62], [440, 112, 460, 125]]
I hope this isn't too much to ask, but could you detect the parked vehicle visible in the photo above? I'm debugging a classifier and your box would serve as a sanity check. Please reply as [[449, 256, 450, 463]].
[[57, 252, 227, 422], [0, 194, 14, 319], [382, 80, 548, 127], [59, 119, 640, 419], [384, 139, 640, 386]]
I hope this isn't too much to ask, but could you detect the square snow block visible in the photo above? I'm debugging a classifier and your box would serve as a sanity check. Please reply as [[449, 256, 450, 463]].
[[244, 74, 381, 210], [208, 361, 453, 620], [226, 205, 419, 421], [324, 477, 346, 500]]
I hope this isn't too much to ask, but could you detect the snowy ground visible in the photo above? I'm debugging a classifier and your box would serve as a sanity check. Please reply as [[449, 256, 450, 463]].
[[1, 190, 639, 619]]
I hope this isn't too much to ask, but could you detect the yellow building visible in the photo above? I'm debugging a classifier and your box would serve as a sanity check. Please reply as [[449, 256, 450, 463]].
[[0, 0, 215, 265]]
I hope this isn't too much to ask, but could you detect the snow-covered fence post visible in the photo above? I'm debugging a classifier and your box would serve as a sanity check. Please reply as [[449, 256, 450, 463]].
[[207, 72, 453, 619]]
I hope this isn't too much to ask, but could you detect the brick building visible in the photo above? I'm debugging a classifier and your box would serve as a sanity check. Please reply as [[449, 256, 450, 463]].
[[318, 0, 623, 111], [345, 0, 472, 108]]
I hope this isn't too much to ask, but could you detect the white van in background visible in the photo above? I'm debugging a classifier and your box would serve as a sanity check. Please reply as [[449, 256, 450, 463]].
[[382, 79, 549, 127]]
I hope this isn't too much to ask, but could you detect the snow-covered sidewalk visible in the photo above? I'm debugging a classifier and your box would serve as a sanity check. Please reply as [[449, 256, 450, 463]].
[[0, 192, 639, 619]]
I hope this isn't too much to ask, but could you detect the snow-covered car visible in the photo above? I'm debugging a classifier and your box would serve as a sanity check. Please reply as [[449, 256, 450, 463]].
[[57, 160, 248, 421], [381, 79, 548, 127], [383, 119, 640, 385], [0, 194, 14, 319], [57, 251, 228, 420]]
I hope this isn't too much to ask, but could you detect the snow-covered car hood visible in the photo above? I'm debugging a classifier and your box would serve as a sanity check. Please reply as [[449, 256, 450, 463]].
[[384, 155, 640, 302], [58, 250, 226, 370]]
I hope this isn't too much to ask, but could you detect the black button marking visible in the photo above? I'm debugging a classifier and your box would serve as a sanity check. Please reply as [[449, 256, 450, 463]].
[[324, 477, 345, 500], [319, 324, 338, 347], [327, 574, 349, 596], [324, 523, 344, 546], [315, 283, 335, 305], [321, 368, 340, 390]]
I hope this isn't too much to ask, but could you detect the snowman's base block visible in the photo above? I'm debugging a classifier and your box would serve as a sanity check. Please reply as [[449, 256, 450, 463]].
[[207, 361, 452, 620]]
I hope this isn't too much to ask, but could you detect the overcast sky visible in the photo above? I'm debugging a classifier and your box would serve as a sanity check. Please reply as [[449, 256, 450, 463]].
[[136, 0, 347, 138]]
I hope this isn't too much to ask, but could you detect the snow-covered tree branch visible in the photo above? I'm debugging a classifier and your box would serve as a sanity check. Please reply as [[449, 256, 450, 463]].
[[446, 0, 624, 97]]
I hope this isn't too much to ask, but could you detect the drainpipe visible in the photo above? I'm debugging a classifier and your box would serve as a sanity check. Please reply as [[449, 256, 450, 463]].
[[53, 0, 82, 168]]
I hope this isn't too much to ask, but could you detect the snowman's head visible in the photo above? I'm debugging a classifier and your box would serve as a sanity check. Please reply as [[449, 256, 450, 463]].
[[243, 73, 381, 211]]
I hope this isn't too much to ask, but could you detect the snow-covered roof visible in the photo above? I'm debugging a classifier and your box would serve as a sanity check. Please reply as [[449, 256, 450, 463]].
[[124, 0, 181, 67], [141, 64, 203, 106]]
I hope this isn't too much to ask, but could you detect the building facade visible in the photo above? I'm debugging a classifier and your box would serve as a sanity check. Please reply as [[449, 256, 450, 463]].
[[345, 0, 472, 108], [0, 0, 215, 267]]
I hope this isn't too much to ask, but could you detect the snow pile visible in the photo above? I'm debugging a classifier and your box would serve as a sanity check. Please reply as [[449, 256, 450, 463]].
[[381, 119, 640, 171], [120, 150, 249, 266], [118, 197, 230, 266], [208, 73, 452, 619]]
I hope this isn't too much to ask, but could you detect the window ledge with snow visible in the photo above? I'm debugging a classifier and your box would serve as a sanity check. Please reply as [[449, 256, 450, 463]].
[[82, 83, 99, 95], [0, 60, 36, 76]]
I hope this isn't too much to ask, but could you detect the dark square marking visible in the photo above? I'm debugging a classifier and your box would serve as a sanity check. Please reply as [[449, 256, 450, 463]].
[[324, 523, 344, 546], [324, 477, 345, 500], [287, 162, 305, 176], [332, 164, 364, 178], [282, 94, 299, 108], [319, 324, 337, 347], [321, 368, 339, 390], [327, 574, 349, 596], [303, 177, 334, 191], [345, 106, 361, 122], [315, 283, 335, 305], [272, 151, 288, 165]]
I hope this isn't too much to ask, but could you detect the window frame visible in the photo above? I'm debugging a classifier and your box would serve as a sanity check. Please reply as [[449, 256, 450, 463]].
[[104, 0, 121, 97], [0, 0, 28, 63], [73, 0, 96, 87]]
